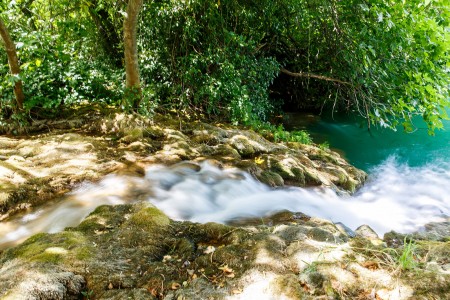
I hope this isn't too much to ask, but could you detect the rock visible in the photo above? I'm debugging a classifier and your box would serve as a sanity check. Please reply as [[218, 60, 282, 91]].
[[355, 225, 379, 240]]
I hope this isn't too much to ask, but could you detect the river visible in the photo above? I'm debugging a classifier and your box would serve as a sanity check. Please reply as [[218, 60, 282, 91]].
[[0, 113, 449, 249]]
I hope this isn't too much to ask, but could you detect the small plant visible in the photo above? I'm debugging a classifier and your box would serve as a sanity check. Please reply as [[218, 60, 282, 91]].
[[81, 289, 94, 300], [318, 141, 330, 150], [397, 237, 417, 271], [273, 125, 312, 144]]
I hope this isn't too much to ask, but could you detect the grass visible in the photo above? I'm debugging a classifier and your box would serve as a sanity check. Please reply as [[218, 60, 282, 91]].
[[397, 237, 418, 271]]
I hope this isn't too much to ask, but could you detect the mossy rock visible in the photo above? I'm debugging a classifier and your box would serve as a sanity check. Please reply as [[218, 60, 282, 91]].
[[270, 157, 306, 186], [271, 274, 307, 299], [3, 231, 93, 265], [229, 135, 256, 158], [125, 204, 170, 231], [77, 204, 133, 233], [257, 170, 284, 187]]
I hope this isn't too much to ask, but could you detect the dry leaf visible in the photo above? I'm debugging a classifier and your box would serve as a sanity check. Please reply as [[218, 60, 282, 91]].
[[108, 282, 113, 290], [171, 282, 181, 290], [232, 289, 242, 294], [218, 265, 233, 273], [204, 245, 216, 254], [362, 260, 379, 270], [187, 269, 195, 276]]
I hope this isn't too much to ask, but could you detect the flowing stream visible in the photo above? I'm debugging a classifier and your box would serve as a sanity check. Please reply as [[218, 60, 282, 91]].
[[1, 113, 450, 250]]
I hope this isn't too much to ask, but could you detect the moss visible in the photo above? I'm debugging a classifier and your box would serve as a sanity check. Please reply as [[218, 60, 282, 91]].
[[304, 169, 322, 186], [77, 204, 133, 233], [6, 231, 92, 264], [257, 170, 284, 187], [230, 135, 256, 158], [121, 128, 144, 143], [31, 249, 64, 263], [143, 126, 165, 139], [271, 274, 306, 299], [291, 167, 306, 185], [308, 149, 339, 164], [341, 178, 356, 193], [193, 222, 242, 245], [126, 205, 170, 231], [270, 159, 306, 186]]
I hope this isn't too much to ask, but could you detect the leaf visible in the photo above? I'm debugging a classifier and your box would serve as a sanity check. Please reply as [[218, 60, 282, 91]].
[[254, 156, 264, 165], [203, 246, 215, 254], [218, 265, 233, 274], [171, 282, 181, 290]]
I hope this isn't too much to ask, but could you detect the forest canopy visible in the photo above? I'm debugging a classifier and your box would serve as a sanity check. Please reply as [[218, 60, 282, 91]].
[[0, 0, 449, 132]]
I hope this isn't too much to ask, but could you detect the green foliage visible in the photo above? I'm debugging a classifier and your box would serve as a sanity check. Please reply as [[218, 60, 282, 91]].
[[249, 121, 312, 144], [397, 238, 418, 271], [273, 125, 312, 144], [318, 141, 330, 150], [1, 0, 448, 133], [335, 0, 450, 132], [0, 0, 123, 118], [138, 0, 281, 124]]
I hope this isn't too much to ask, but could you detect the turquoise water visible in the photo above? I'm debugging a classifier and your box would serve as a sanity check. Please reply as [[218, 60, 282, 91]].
[[284, 112, 450, 170]]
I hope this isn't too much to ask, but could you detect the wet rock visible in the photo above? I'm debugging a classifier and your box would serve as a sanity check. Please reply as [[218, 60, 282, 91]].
[[355, 225, 379, 240], [1, 202, 450, 299], [413, 220, 450, 241]]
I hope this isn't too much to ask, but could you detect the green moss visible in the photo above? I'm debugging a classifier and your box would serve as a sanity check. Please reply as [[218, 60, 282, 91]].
[[75, 246, 94, 260], [8, 231, 91, 264], [292, 167, 306, 185], [126, 205, 170, 230], [230, 136, 256, 158], [32, 252, 63, 263], [122, 128, 144, 143], [271, 274, 306, 299], [342, 178, 356, 193], [257, 170, 284, 187], [304, 170, 322, 186], [77, 204, 132, 233]]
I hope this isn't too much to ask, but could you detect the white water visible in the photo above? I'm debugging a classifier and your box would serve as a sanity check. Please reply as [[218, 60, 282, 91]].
[[1, 159, 449, 249]]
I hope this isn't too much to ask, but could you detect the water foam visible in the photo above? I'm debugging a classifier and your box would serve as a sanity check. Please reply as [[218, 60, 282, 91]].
[[1, 158, 449, 249]]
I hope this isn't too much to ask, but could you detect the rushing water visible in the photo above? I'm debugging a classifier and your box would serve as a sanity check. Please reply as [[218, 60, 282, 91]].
[[1, 113, 449, 250]]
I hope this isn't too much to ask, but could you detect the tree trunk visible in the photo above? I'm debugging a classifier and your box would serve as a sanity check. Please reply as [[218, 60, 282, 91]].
[[0, 16, 24, 111], [20, 0, 37, 31], [88, 0, 122, 67], [123, 0, 143, 110]]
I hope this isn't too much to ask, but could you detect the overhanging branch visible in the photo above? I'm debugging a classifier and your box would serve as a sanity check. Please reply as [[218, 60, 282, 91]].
[[280, 68, 351, 86]]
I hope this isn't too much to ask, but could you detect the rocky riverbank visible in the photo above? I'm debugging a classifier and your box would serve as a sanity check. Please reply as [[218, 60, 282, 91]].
[[0, 109, 449, 299], [0, 109, 365, 221]]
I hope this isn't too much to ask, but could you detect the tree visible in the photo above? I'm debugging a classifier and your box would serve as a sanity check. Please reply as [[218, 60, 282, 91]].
[[0, 16, 24, 111], [123, 0, 143, 111], [87, 0, 122, 67]]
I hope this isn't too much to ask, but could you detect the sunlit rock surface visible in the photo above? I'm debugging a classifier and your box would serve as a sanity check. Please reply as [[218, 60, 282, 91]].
[[1, 111, 448, 299], [0, 205, 448, 299], [0, 111, 366, 221]]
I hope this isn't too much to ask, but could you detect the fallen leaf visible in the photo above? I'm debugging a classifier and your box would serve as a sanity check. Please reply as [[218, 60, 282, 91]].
[[187, 269, 195, 276], [171, 282, 181, 290], [204, 245, 216, 254], [218, 265, 233, 273], [362, 260, 379, 270]]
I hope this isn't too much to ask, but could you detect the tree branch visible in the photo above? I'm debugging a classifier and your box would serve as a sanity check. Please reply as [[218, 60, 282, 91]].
[[280, 68, 351, 86]]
